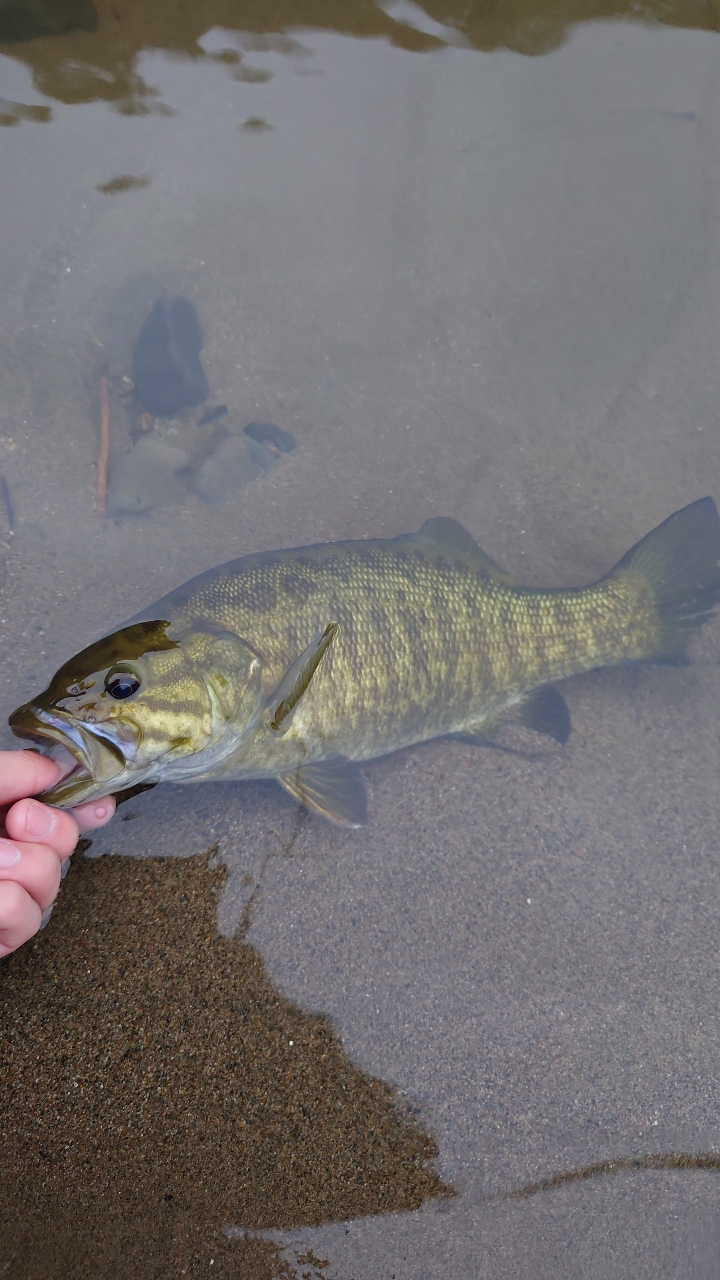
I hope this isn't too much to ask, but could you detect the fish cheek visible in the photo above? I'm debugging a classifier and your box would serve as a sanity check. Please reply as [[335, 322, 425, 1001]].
[[127, 650, 213, 765], [182, 627, 263, 725]]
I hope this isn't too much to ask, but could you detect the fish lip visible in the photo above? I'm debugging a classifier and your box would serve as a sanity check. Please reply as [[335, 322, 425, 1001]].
[[10, 703, 93, 768], [8, 703, 128, 801]]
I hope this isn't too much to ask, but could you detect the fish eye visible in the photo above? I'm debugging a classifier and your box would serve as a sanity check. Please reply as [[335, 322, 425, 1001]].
[[104, 666, 141, 700]]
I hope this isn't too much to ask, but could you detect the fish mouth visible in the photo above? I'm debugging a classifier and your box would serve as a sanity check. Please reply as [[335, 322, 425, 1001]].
[[9, 702, 130, 806]]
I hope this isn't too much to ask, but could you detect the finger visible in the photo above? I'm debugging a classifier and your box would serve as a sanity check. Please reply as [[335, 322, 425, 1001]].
[[0, 838, 61, 911], [0, 879, 42, 957], [72, 796, 115, 834], [0, 751, 60, 808], [5, 799, 81, 859]]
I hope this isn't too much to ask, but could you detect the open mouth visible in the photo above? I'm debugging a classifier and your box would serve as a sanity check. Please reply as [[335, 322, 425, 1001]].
[[9, 702, 128, 805]]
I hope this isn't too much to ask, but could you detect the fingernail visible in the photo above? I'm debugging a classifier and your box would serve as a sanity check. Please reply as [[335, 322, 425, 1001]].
[[0, 840, 21, 868], [25, 801, 56, 840]]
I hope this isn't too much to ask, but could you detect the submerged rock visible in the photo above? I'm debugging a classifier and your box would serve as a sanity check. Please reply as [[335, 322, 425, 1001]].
[[107, 436, 189, 516], [198, 403, 228, 426], [132, 296, 209, 417], [193, 434, 275, 505], [243, 421, 296, 453]]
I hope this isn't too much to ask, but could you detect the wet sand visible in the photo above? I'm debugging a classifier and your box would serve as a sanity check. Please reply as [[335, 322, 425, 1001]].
[[0, 854, 448, 1277]]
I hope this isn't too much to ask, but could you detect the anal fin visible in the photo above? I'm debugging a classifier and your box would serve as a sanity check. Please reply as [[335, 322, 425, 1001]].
[[277, 756, 368, 828], [516, 685, 571, 745], [452, 685, 571, 749]]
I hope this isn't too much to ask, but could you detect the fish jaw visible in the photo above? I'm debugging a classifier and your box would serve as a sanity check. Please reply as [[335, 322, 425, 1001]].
[[9, 700, 131, 807]]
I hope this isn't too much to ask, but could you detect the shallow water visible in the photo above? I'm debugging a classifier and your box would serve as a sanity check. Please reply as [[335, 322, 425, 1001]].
[[2, 1, 720, 1275]]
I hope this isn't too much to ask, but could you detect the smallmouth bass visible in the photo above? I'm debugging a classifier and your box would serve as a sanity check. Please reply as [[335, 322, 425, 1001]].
[[10, 499, 720, 826]]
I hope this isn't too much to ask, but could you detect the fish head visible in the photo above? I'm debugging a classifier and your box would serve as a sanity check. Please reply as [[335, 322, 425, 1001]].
[[9, 619, 264, 807]]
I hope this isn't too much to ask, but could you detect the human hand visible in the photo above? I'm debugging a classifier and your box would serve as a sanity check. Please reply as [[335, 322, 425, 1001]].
[[0, 751, 115, 958]]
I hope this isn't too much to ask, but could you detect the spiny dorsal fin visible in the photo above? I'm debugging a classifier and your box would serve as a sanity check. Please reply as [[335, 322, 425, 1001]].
[[277, 757, 367, 827], [403, 517, 515, 585], [270, 622, 338, 734]]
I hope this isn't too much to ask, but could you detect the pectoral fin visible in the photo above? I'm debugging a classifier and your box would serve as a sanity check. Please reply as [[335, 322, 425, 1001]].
[[277, 756, 367, 828], [269, 622, 338, 734]]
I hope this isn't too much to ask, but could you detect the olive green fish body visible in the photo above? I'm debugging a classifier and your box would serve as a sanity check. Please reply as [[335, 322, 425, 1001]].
[[10, 500, 720, 825], [146, 536, 654, 777]]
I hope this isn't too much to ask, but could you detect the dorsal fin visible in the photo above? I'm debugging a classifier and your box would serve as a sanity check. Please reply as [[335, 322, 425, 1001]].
[[401, 517, 515, 585]]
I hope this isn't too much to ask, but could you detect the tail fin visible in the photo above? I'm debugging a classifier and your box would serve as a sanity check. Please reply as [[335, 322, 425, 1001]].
[[610, 497, 720, 662]]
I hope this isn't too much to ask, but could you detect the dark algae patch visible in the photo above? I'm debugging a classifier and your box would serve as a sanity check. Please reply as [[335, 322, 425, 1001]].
[[0, 853, 449, 1278], [132, 296, 209, 417], [244, 422, 297, 453], [199, 403, 228, 425], [96, 173, 151, 195]]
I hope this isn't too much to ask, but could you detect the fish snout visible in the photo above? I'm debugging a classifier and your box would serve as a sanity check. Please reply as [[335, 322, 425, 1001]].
[[8, 701, 131, 806], [9, 700, 57, 747]]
